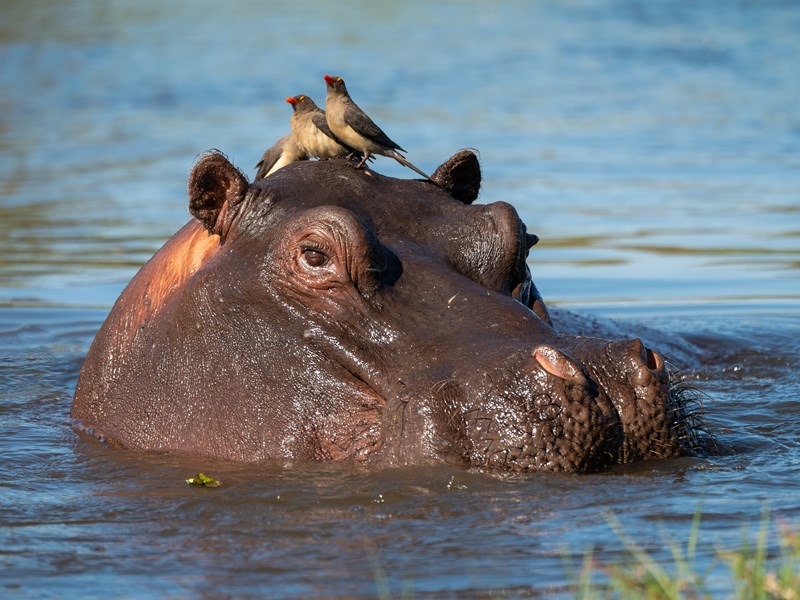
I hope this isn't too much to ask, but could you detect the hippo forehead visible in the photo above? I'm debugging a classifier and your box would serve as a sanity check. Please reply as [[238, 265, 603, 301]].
[[243, 160, 528, 261]]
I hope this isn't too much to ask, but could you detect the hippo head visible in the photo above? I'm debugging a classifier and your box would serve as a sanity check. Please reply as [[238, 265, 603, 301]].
[[72, 150, 704, 472]]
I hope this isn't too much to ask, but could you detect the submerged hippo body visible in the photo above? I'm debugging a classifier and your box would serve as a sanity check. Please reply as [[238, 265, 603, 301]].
[[72, 151, 705, 472]]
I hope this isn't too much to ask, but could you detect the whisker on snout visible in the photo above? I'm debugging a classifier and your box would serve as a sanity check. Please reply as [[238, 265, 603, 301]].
[[665, 368, 726, 456], [431, 378, 459, 394]]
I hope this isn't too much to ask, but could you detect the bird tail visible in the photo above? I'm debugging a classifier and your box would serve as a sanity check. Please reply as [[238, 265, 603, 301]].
[[388, 150, 432, 181]]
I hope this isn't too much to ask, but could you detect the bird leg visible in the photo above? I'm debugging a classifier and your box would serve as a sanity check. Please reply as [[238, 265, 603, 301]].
[[354, 151, 371, 170]]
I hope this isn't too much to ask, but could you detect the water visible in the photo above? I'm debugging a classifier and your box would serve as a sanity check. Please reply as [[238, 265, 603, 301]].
[[1, 0, 798, 597]]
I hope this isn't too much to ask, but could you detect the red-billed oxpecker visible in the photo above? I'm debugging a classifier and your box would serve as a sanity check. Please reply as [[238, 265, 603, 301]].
[[323, 74, 431, 180], [286, 94, 355, 161]]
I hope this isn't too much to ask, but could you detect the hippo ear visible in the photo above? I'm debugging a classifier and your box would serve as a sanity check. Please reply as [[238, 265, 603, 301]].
[[430, 149, 481, 204], [188, 150, 250, 237]]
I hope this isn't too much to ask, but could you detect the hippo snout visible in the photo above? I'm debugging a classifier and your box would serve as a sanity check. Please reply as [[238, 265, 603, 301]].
[[427, 336, 695, 473], [569, 337, 690, 466]]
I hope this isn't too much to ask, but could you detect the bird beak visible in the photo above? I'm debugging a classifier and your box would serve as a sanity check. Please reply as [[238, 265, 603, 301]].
[[286, 97, 298, 105], [324, 74, 336, 84]]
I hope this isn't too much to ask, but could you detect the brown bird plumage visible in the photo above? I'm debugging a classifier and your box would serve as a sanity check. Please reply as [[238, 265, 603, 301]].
[[286, 94, 353, 160], [254, 134, 308, 181], [323, 74, 431, 180]]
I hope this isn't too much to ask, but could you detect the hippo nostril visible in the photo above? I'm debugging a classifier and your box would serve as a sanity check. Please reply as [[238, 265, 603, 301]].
[[613, 338, 667, 385], [533, 346, 584, 381], [645, 347, 664, 371], [629, 343, 667, 386], [625, 338, 663, 372], [626, 338, 646, 362]]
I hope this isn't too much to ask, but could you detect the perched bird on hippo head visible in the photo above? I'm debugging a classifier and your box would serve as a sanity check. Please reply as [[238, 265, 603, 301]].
[[323, 74, 432, 180], [285, 94, 355, 161], [254, 133, 308, 181]]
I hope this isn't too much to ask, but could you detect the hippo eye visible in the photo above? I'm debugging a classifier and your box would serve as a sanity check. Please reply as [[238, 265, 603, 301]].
[[302, 248, 328, 267]]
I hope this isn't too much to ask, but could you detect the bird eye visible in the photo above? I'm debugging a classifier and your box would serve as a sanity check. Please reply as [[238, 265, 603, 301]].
[[337, 77, 342, 83], [302, 248, 328, 267], [300, 96, 305, 102]]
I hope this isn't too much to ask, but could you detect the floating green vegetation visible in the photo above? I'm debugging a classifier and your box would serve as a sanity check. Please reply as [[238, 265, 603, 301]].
[[185, 472, 221, 488]]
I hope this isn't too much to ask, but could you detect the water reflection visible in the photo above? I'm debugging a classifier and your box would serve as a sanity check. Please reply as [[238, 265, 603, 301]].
[[1, 0, 798, 309]]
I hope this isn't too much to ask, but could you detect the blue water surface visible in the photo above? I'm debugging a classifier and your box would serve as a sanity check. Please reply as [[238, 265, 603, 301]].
[[1, 1, 799, 597]]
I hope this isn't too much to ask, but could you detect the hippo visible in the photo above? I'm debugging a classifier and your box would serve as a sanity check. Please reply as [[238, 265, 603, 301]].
[[71, 150, 707, 472]]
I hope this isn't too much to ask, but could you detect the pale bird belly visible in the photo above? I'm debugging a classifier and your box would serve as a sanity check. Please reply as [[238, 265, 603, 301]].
[[309, 129, 344, 159], [336, 125, 384, 155]]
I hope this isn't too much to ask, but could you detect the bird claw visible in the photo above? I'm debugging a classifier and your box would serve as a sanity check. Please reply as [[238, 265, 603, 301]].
[[345, 152, 373, 169]]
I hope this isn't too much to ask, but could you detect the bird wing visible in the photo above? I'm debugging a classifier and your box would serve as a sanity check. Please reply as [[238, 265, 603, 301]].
[[344, 103, 405, 153], [311, 111, 340, 143], [254, 140, 285, 180], [312, 109, 368, 158], [255, 135, 308, 180]]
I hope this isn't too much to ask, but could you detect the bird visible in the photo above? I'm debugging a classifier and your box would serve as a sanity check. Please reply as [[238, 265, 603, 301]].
[[254, 134, 308, 180], [323, 74, 431, 180], [285, 94, 354, 160]]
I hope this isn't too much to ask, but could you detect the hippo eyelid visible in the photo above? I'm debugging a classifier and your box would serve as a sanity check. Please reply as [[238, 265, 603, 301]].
[[296, 232, 336, 258], [301, 248, 329, 267]]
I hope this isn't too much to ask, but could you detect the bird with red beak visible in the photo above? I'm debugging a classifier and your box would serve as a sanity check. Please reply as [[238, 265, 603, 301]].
[[285, 94, 354, 160], [323, 74, 431, 180]]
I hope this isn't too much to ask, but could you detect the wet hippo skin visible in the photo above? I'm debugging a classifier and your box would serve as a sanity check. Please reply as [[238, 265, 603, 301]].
[[72, 150, 708, 472]]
